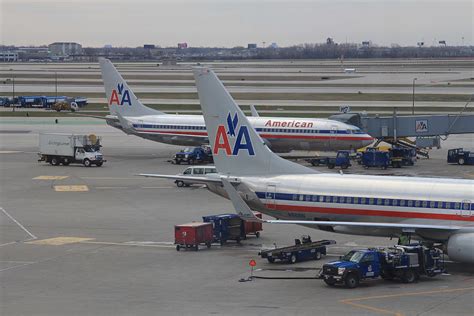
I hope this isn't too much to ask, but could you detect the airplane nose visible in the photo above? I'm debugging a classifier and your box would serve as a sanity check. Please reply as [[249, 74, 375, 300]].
[[361, 135, 375, 147]]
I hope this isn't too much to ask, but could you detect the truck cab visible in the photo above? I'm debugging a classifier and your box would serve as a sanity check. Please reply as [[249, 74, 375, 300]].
[[75, 146, 103, 167], [321, 249, 382, 288], [174, 146, 213, 165]]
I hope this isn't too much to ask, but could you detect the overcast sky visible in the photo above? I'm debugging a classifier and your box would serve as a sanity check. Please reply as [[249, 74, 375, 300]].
[[1, 0, 472, 47]]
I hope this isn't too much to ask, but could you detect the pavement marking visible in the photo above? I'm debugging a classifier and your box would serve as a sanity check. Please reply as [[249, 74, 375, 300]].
[[95, 186, 128, 189], [54, 185, 89, 192], [26, 237, 94, 246], [0, 151, 22, 154], [81, 177, 139, 180], [141, 186, 175, 189], [340, 286, 474, 316], [33, 175, 69, 180], [0, 207, 37, 240]]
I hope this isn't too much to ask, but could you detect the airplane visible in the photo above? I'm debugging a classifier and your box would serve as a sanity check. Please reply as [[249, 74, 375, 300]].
[[141, 67, 474, 264], [99, 58, 373, 153]]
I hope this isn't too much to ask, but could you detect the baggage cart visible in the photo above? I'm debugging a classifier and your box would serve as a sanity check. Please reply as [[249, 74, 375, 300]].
[[174, 222, 213, 251], [244, 212, 263, 238], [260, 237, 336, 263], [202, 214, 245, 245]]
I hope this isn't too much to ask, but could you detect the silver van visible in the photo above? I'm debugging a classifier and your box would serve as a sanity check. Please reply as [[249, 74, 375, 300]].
[[175, 165, 217, 187]]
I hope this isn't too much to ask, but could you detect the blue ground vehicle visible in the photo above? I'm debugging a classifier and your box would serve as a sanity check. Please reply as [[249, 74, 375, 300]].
[[307, 151, 351, 169], [361, 147, 390, 169], [389, 147, 416, 168], [259, 237, 335, 264], [202, 214, 245, 245], [320, 245, 444, 288], [447, 148, 474, 165], [173, 146, 213, 165]]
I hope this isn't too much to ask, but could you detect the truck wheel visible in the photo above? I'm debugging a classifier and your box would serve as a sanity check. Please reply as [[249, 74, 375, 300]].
[[315, 251, 322, 260], [381, 270, 394, 280], [51, 157, 60, 166], [341, 164, 349, 169], [236, 237, 241, 244], [328, 164, 335, 169], [324, 278, 337, 286], [96, 162, 103, 167], [401, 269, 416, 283], [344, 273, 359, 289], [206, 242, 211, 248], [62, 158, 70, 166], [83, 159, 91, 167], [267, 257, 275, 263], [175, 160, 180, 165], [458, 158, 465, 165], [176, 181, 184, 187], [289, 254, 297, 264], [176, 245, 180, 251], [255, 232, 260, 238]]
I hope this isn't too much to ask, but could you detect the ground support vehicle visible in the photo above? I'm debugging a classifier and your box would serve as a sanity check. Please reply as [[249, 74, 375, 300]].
[[447, 148, 474, 165], [38, 133, 105, 167], [244, 212, 263, 238], [389, 147, 416, 168], [51, 101, 79, 112], [320, 245, 444, 288], [260, 237, 336, 264], [174, 222, 213, 251], [174, 165, 217, 187], [202, 214, 245, 245], [173, 146, 213, 165], [361, 147, 390, 169], [306, 151, 351, 169]]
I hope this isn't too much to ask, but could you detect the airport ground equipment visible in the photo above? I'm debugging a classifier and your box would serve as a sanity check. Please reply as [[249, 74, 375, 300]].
[[320, 245, 444, 288], [389, 147, 416, 168], [260, 237, 336, 264], [447, 148, 474, 165], [173, 146, 213, 165], [361, 147, 390, 169], [202, 214, 246, 245], [51, 101, 79, 112], [244, 212, 263, 238], [306, 151, 351, 169], [174, 222, 213, 251], [174, 165, 217, 187], [38, 133, 105, 167]]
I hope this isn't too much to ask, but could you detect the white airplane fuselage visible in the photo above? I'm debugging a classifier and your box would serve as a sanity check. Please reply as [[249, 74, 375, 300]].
[[107, 114, 373, 153], [207, 173, 474, 241]]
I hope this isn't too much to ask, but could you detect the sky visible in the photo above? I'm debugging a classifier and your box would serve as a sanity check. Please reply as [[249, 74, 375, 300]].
[[1, 0, 472, 47]]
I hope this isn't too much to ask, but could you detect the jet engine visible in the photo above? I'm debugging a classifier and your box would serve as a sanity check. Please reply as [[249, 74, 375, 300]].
[[447, 233, 474, 263]]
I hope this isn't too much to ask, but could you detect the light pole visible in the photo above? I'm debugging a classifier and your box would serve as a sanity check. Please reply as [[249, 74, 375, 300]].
[[54, 71, 58, 99], [412, 78, 417, 115]]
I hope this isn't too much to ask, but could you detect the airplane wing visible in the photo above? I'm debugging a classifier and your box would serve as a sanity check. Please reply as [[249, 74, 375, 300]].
[[221, 179, 462, 231]]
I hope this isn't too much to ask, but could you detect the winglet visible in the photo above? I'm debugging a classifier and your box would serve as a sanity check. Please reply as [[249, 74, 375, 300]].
[[221, 178, 264, 222]]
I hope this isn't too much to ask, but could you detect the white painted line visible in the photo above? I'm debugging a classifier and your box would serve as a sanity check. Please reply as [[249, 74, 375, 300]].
[[0, 262, 37, 273], [0, 207, 37, 240], [141, 186, 175, 189], [0, 241, 18, 248], [95, 186, 128, 189]]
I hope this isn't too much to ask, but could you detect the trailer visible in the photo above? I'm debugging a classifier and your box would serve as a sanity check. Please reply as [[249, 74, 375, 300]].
[[361, 147, 390, 169], [202, 214, 245, 245], [38, 133, 105, 167], [320, 245, 444, 288], [244, 212, 263, 238], [260, 237, 336, 264], [174, 222, 213, 251], [389, 147, 416, 168], [447, 148, 474, 165]]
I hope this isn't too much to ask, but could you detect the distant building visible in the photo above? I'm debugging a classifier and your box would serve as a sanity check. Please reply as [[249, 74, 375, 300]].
[[0, 51, 18, 62], [326, 37, 334, 45], [48, 42, 83, 58], [177, 43, 188, 49], [247, 43, 257, 49], [144, 44, 156, 49], [362, 41, 371, 47], [439, 40, 447, 46], [104, 44, 113, 49], [270, 42, 278, 49]]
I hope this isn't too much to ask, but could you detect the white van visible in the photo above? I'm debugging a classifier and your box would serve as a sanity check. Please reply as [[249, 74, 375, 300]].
[[175, 165, 217, 187]]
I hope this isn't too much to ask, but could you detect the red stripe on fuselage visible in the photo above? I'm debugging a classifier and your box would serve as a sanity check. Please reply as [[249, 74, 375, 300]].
[[136, 129, 372, 141], [264, 203, 474, 222]]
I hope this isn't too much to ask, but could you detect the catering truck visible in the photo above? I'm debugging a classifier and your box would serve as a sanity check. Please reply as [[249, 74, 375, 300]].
[[38, 133, 105, 167]]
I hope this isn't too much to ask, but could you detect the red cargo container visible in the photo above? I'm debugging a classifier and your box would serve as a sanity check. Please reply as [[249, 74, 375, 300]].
[[244, 212, 263, 238], [174, 222, 213, 251]]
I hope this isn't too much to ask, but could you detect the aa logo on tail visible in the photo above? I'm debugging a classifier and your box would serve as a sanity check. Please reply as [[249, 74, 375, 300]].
[[214, 113, 255, 156], [109, 83, 132, 106]]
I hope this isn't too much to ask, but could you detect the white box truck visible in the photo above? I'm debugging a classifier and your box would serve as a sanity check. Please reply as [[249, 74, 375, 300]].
[[38, 133, 105, 167]]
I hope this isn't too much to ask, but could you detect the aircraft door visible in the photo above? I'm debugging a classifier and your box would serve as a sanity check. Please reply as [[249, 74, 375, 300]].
[[329, 125, 338, 149], [460, 200, 472, 217], [265, 184, 277, 210]]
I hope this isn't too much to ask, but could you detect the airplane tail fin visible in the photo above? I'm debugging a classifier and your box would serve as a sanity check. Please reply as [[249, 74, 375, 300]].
[[99, 58, 164, 117], [193, 67, 313, 176]]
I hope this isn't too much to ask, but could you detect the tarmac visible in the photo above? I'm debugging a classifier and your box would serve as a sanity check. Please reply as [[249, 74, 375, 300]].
[[1, 118, 473, 316]]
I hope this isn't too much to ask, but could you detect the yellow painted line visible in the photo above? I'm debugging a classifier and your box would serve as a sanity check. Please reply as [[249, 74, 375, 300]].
[[54, 185, 89, 192], [27, 237, 95, 246], [33, 175, 69, 180], [340, 286, 474, 316]]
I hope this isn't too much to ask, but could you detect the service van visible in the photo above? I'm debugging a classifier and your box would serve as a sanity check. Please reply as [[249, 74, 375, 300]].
[[175, 165, 217, 187]]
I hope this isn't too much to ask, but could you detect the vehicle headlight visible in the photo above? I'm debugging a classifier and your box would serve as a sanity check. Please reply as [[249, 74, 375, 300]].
[[338, 267, 346, 275], [185, 154, 189, 158]]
